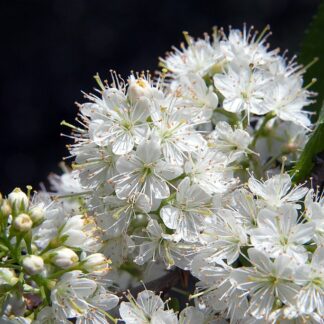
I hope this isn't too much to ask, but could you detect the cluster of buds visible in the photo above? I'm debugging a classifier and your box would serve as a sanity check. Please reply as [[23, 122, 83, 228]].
[[0, 187, 117, 323]]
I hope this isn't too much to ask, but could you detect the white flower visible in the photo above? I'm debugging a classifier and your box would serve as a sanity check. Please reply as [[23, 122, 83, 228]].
[[213, 64, 271, 116], [295, 247, 324, 317], [49, 169, 84, 195], [200, 209, 249, 265], [58, 214, 102, 252], [160, 33, 223, 79], [191, 256, 249, 323], [248, 173, 308, 209], [22, 255, 44, 275], [208, 121, 252, 162], [49, 247, 79, 269], [151, 100, 207, 165], [119, 290, 178, 324], [179, 306, 207, 324], [160, 177, 212, 242], [250, 206, 314, 263], [184, 149, 237, 195], [72, 143, 118, 192], [133, 219, 194, 270], [219, 26, 277, 68], [232, 188, 260, 229], [34, 210, 101, 253], [232, 248, 299, 319], [96, 193, 151, 238], [264, 76, 312, 128], [51, 271, 118, 322], [114, 139, 182, 204], [172, 73, 218, 122], [88, 83, 150, 154]]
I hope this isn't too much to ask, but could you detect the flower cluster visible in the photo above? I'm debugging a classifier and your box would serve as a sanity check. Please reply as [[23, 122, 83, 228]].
[[0, 187, 118, 323], [1, 25, 322, 323]]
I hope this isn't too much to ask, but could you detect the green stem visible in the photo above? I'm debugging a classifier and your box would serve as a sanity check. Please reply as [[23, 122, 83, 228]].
[[251, 112, 276, 148]]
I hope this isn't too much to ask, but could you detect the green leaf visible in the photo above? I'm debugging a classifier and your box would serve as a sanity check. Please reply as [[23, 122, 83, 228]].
[[167, 297, 180, 312], [291, 103, 324, 183], [299, 1, 324, 118]]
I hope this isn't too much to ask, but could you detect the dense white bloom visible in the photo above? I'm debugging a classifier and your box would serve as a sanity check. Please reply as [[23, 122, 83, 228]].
[[172, 73, 218, 122], [49, 169, 84, 195], [86, 85, 150, 155], [51, 271, 119, 322], [72, 143, 118, 192], [119, 290, 178, 324], [248, 173, 308, 209], [208, 121, 252, 162], [264, 76, 313, 128], [114, 139, 182, 204], [184, 149, 237, 195], [200, 209, 249, 264], [232, 248, 299, 319], [160, 33, 223, 79], [133, 219, 194, 270], [213, 64, 271, 116], [33, 208, 101, 252], [160, 177, 212, 242], [151, 100, 206, 165], [250, 206, 314, 263], [191, 256, 249, 322], [96, 193, 151, 238], [232, 188, 260, 229], [219, 26, 278, 68]]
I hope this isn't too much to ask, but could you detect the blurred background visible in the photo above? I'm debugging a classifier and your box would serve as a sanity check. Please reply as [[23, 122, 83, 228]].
[[0, 0, 321, 193]]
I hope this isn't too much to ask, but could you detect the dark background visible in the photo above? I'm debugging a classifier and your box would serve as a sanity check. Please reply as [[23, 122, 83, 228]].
[[0, 0, 321, 193]]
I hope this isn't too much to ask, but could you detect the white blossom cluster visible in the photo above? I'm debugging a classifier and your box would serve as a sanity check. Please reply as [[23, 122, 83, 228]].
[[0, 187, 119, 323], [1, 25, 322, 323]]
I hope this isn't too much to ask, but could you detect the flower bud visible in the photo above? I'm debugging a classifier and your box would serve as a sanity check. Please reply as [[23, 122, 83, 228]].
[[29, 206, 45, 224], [0, 268, 19, 286], [128, 76, 152, 102], [8, 188, 29, 211], [0, 200, 11, 216], [13, 213, 33, 232], [82, 253, 110, 273], [50, 247, 79, 269], [22, 255, 44, 275]]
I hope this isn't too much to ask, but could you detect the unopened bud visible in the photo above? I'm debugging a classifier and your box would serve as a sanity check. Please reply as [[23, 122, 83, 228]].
[[29, 206, 45, 224], [22, 255, 44, 275], [50, 247, 79, 269], [82, 253, 110, 273], [8, 188, 29, 211], [1, 200, 11, 216], [0, 268, 19, 286], [128, 76, 152, 102], [13, 213, 33, 232]]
